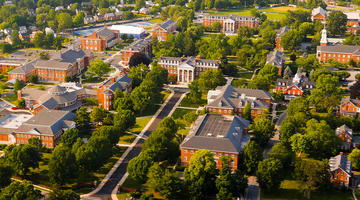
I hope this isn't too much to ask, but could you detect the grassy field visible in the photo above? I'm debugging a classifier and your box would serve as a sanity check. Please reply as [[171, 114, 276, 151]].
[[128, 117, 152, 134], [149, 18, 164, 23], [172, 108, 195, 120], [204, 6, 308, 21], [262, 180, 353, 200], [2, 93, 17, 105], [179, 94, 207, 108], [116, 176, 165, 200], [161, 90, 171, 102], [118, 133, 137, 145]]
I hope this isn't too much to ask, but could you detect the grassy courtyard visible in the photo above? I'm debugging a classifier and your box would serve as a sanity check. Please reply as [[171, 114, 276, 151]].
[[128, 117, 152, 134]]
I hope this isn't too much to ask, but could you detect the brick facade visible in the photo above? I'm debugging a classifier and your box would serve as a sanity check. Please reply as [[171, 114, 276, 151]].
[[120, 36, 152, 66], [203, 14, 259, 33], [152, 19, 177, 41]]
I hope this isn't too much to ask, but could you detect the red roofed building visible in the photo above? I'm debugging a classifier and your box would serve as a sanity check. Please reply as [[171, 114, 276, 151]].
[[274, 71, 315, 100]]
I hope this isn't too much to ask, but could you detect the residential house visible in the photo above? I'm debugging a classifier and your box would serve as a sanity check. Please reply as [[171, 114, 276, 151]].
[[203, 14, 259, 33], [275, 26, 290, 50], [158, 55, 220, 83], [80, 28, 117, 51], [94, 14, 104, 22], [329, 152, 352, 187], [266, 50, 286, 76], [274, 71, 315, 100], [311, 6, 327, 23], [339, 97, 360, 116], [207, 84, 271, 117], [152, 19, 177, 41], [104, 13, 116, 21], [97, 75, 132, 110], [120, 36, 152, 66], [336, 125, 360, 150], [139, 7, 150, 15], [180, 114, 250, 170], [84, 16, 95, 24], [15, 109, 76, 148], [18, 83, 96, 114]]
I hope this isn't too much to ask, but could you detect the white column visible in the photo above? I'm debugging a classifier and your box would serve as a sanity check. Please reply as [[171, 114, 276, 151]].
[[182, 70, 185, 82], [177, 69, 180, 82]]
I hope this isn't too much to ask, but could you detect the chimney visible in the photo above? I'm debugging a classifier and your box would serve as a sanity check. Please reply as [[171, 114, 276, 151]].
[[111, 77, 116, 83], [340, 152, 344, 155], [196, 55, 200, 59], [17, 90, 22, 100], [159, 55, 163, 60]]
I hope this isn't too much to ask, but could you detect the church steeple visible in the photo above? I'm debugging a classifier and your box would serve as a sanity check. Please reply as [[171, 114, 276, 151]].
[[320, 24, 327, 46]]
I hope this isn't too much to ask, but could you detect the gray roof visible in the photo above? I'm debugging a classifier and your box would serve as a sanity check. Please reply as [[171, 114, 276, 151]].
[[8, 60, 36, 75], [181, 114, 250, 153], [122, 36, 152, 52], [0, 57, 27, 66], [266, 50, 286, 67], [317, 45, 360, 55], [34, 60, 71, 70], [312, 6, 327, 17], [329, 153, 352, 176], [159, 19, 176, 30], [96, 28, 115, 38], [17, 110, 75, 136], [276, 72, 315, 91], [57, 49, 87, 63], [102, 75, 132, 93], [207, 84, 271, 110], [106, 13, 115, 17]]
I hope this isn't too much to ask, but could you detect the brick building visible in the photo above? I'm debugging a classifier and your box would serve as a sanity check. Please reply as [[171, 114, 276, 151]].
[[336, 125, 360, 150], [275, 26, 290, 50], [202, 14, 259, 33], [120, 36, 152, 66], [266, 50, 286, 76], [311, 7, 327, 23], [0, 110, 75, 148], [18, 83, 96, 114], [317, 45, 360, 63], [80, 28, 117, 51], [180, 114, 250, 170], [0, 57, 27, 74], [329, 152, 352, 187], [274, 71, 315, 100], [206, 84, 271, 118], [97, 75, 132, 110], [339, 97, 360, 116], [152, 19, 177, 41], [345, 12, 360, 26], [158, 55, 220, 83], [8, 48, 93, 83]]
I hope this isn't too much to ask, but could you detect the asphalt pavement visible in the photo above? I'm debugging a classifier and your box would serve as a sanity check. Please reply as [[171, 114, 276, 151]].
[[86, 88, 185, 199]]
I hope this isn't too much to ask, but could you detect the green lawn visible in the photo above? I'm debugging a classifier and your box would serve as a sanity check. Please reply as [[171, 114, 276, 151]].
[[161, 90, 171, 103], [2, 93, 17, 105], [172, 108, 195, 120], [262, 180, 353, 200], [179, 95, 207, 108], [136, 105, 160, 117], [118, 133, 137, 145], [128, 117, 152, 134], [237, 72, 253, 79], [149, 18, 164, 23], [116, 176, 165, 200]]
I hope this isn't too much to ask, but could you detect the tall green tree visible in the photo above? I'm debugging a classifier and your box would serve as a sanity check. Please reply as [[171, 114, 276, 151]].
[[243, 141, 263, 174], [48, 190, 80, 200], [0, 181, 42, 200], [127, 151, 154, 183], [252, 116, 275, 147], [76, 107, 91, 135], [349, 148, 360, 169], [48, 144, 77, 185], [88, 59, 111, 78], [0, 162, 13, 188], [257, 158, 283, 190], [113, 109, 136, 131], [216, 156, 233, 200], [56, 12, 72, 31], [5, 144, 41, 175], [184, 149, 218, 200], [326, 11, 347, 36]]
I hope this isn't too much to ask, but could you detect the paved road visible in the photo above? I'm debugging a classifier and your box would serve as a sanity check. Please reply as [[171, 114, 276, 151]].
[[86, 88, 185, 199]]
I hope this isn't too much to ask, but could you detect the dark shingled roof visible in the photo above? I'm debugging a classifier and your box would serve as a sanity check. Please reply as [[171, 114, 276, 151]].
[[159, 19, 176, 30], [266, 50, 286, 67], [317, 45, 360, 55], [276, 26, 290, 37], [96, 28, 115, 38], [181, 114, 250, 153], [329, 153, 352, 176]]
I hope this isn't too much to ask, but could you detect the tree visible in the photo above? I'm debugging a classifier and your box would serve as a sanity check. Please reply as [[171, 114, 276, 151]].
[[257, 158, 283, 190], [114, 93, 133, 111], [73, 12, 84, 27], [131, 86, 151, 114], [48, 144, 77, 185], [16, 98, 25, 109], [13, 79, 24, 92], [350, 80, 360, 99], [0, 162, 13, 188], [326, 11, 347, 36], [127, 151, 154, 183], [33, 32, 45, 48], [216, 156, 233, 200], [252, 116, 275, 147], [283, 66, 292, 79], [76, 107, 91, 135], [243, 102, 251, 120], [28, 137, 42, 151], [5, 144, 41, 175], [184, 149, 218, 200], [135, 0, 145, 10], [128, 52, 150, 68], [39, 52, 49, 60], [0, 180, 42, 200], [280, 29, 303, 51], [29, 74, 38, 84], [349, 148, 360, 169], [90, 106, 107, 126], [113, 109, 136, 131], [88, 59, 110, 78], [243, 141, 263, 174], [56, 12, 72, 31], [268, 143, 294, 166], [197, 69, 226, 93], [188, 80, 202, 103], [128, 63, 149, 87], [11, 30, 21, 47], [294, 158, 330, 199], [60, 128, 80, 146], [48, 190, 80, 200]]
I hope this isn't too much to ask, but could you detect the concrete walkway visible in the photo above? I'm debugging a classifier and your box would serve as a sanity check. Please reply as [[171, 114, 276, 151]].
[[81, 88, 186, 200]]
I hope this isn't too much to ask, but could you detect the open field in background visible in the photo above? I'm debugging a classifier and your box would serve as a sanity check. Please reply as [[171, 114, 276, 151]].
[[204, 6, 309, 21]]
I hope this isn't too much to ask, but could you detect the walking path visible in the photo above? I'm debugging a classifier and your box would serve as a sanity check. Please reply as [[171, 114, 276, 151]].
[[81, 88, 186, 200]]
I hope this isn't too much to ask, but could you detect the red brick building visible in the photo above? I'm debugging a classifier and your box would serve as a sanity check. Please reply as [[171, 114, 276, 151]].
[[329, 152, 352, 187], [203, 14, 259, 33], [0, 57, 27, 74], [275, 26, 290, 50], [180, 114, 250, 170], [340, 97, 360, 116], [120, 36, 152, 66], [8, 48, 93, 83], [158, 55, 220, 83], [152, 19, 177, 41], [80, 28, 117, 51], [311, 7, 327, 23], [317, 44, 360, 63], [97, 75, 132, 110], [335, 125, 360, 150], [274, 71, 315, 100], [206, 84, 271, 118]]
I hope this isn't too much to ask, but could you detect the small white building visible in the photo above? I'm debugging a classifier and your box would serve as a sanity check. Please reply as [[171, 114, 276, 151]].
[[109, 25, 146, 39]]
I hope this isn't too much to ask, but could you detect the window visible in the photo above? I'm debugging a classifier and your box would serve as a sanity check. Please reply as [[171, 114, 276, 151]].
[[184, 156, 187, 161], [219, 153, 222, 156], [184, 149, 187, 153], [231, 154, 235, 158], [190, 150, 194, 154]]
